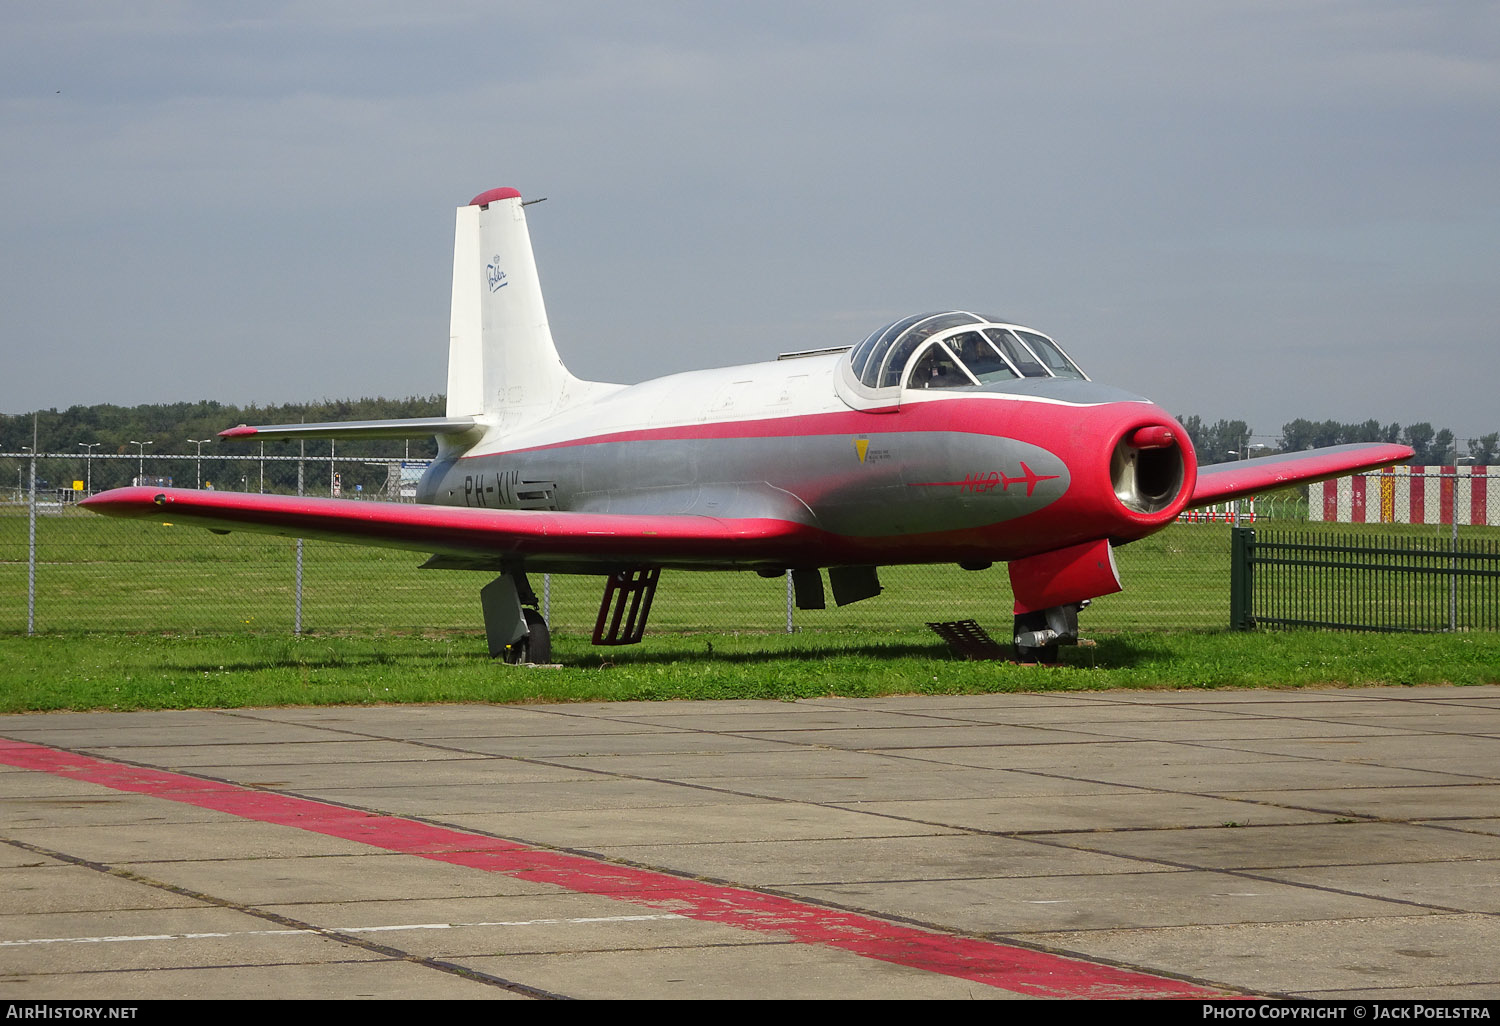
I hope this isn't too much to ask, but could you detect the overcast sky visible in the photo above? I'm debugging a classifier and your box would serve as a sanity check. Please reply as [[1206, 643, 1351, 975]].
[[3, 2, 1496, 441]]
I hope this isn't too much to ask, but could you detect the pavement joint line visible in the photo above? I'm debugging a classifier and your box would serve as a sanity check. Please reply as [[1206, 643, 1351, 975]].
[[730, 794, 1500, 924], [223, 698, 1364, 746], [958, 835, 1500, 921], [200, 703, 1500, 792], [0, 913, 692, 948], [0, 735, 1232, 999], [0, 835, 570, 1000], [1199, 714, 1500, 741], [1290, 979, 1500, 999], [822, 743, 1500, 820]]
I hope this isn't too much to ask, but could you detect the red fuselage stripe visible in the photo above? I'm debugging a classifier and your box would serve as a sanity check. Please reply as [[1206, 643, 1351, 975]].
[[466, 397, 1128, 459], [0, 738, 1220, 998]]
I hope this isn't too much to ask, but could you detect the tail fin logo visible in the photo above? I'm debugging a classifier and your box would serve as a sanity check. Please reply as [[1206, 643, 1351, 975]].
[[487, 256, 508, 292]]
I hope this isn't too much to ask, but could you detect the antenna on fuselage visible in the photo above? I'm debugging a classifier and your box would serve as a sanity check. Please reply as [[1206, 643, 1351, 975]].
[[521, 197, 548, 207]]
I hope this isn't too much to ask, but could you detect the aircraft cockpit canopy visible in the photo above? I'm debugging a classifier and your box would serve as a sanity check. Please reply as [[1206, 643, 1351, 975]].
[[847, 311, 1087, 391]]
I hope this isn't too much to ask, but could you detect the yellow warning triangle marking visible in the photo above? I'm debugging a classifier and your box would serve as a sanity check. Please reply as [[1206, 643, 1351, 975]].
[[854, 438, 869, 463]]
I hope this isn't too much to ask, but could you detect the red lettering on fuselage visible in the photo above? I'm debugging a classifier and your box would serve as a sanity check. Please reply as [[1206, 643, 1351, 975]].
[[961, 471, 1002, 494], [911, 462, 1061, 497]]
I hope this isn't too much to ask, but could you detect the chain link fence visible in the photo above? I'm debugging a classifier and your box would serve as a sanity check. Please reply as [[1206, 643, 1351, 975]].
[[4, 453, 1494, 640]]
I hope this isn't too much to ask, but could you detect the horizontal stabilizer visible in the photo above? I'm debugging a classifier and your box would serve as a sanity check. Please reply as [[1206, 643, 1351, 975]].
[[1189, 443, 1413, 508], [78, 487, 814, 571], [219, 416, 480, 441]]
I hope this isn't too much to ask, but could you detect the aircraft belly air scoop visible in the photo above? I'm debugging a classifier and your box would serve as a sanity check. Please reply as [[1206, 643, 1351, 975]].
[[81, 187, 1414, 663]]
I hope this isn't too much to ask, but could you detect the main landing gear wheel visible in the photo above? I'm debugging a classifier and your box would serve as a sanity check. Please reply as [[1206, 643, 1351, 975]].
[[504, 608, 552, 665]]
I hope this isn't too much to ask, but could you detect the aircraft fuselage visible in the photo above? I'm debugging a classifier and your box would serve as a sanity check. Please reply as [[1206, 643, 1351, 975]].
[[417, 353, 1194, 573]]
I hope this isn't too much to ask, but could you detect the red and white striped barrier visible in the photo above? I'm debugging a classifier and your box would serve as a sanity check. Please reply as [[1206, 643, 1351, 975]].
[[1178, 505, 1255, 524], [1309, 465, 1499, 526]]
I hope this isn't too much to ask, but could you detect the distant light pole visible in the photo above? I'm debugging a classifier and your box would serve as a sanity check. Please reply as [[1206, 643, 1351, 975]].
[[128, 440, 153, 484], [77, 442, 100, 495], [1225, 443, 1269, 522], [188, 438, 213, 489]]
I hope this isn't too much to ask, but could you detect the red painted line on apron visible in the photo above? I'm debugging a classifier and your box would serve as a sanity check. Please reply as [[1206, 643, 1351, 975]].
[[0, 737, 1221, 998]]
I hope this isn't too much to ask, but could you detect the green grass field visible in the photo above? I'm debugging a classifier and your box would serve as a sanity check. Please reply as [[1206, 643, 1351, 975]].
[[0, 505, 1257, 635], [2, 505, 1497, 711], [1, 629, 1495, 713], [5, 505, 1492, 637]]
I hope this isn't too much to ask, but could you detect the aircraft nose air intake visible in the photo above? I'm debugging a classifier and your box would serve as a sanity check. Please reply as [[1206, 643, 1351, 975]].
[[1111, 421, 1189, 515]]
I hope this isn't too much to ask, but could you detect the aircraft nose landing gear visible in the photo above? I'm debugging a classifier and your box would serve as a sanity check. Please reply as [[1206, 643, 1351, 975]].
[[1012, 601, 1089, 664], [1007, 538, 1120, 664]]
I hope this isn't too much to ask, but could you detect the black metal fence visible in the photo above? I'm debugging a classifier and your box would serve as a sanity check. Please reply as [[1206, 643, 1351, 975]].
[[1231, 527, 1500, 633]]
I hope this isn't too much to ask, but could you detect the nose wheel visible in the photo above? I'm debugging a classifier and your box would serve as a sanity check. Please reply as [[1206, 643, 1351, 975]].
[[1013, 601, 1089, 664]]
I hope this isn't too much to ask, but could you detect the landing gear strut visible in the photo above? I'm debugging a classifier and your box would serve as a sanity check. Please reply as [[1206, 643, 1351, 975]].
[[1013, 600, 1089, 664], [480, 572, 551, 664], [1007, 539, 1118, 665]]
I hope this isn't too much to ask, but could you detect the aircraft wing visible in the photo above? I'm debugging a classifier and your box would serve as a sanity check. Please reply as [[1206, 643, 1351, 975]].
[[78, 487, 812, 570], [1188, 443, 1413, 508]]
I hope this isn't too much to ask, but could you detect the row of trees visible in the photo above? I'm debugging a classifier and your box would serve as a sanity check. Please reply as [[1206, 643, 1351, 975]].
[[1177, 416, 1498, 467], [1, 397, 444, 495]]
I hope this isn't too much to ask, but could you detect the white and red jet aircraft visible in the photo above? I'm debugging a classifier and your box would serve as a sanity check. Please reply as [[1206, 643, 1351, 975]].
[[82, 187, 1412, 662]]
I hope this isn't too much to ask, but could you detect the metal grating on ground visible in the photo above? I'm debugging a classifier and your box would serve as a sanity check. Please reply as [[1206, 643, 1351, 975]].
[[925, 618, 1011, 660]]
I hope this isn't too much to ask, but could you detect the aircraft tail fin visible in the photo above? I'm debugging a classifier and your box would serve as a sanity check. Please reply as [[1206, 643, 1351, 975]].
[[446, 188, 594, 428]]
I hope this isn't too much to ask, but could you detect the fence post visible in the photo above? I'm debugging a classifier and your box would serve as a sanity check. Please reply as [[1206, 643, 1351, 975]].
[[295, 443, 304, 635], [1449, 471, 1459, 632], [26, 441, 37, 636], [1229, 526, 1255, 630]]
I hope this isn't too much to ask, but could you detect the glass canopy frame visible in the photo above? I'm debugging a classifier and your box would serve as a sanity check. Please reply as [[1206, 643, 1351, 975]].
[[846, 311, 1087, 392]]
